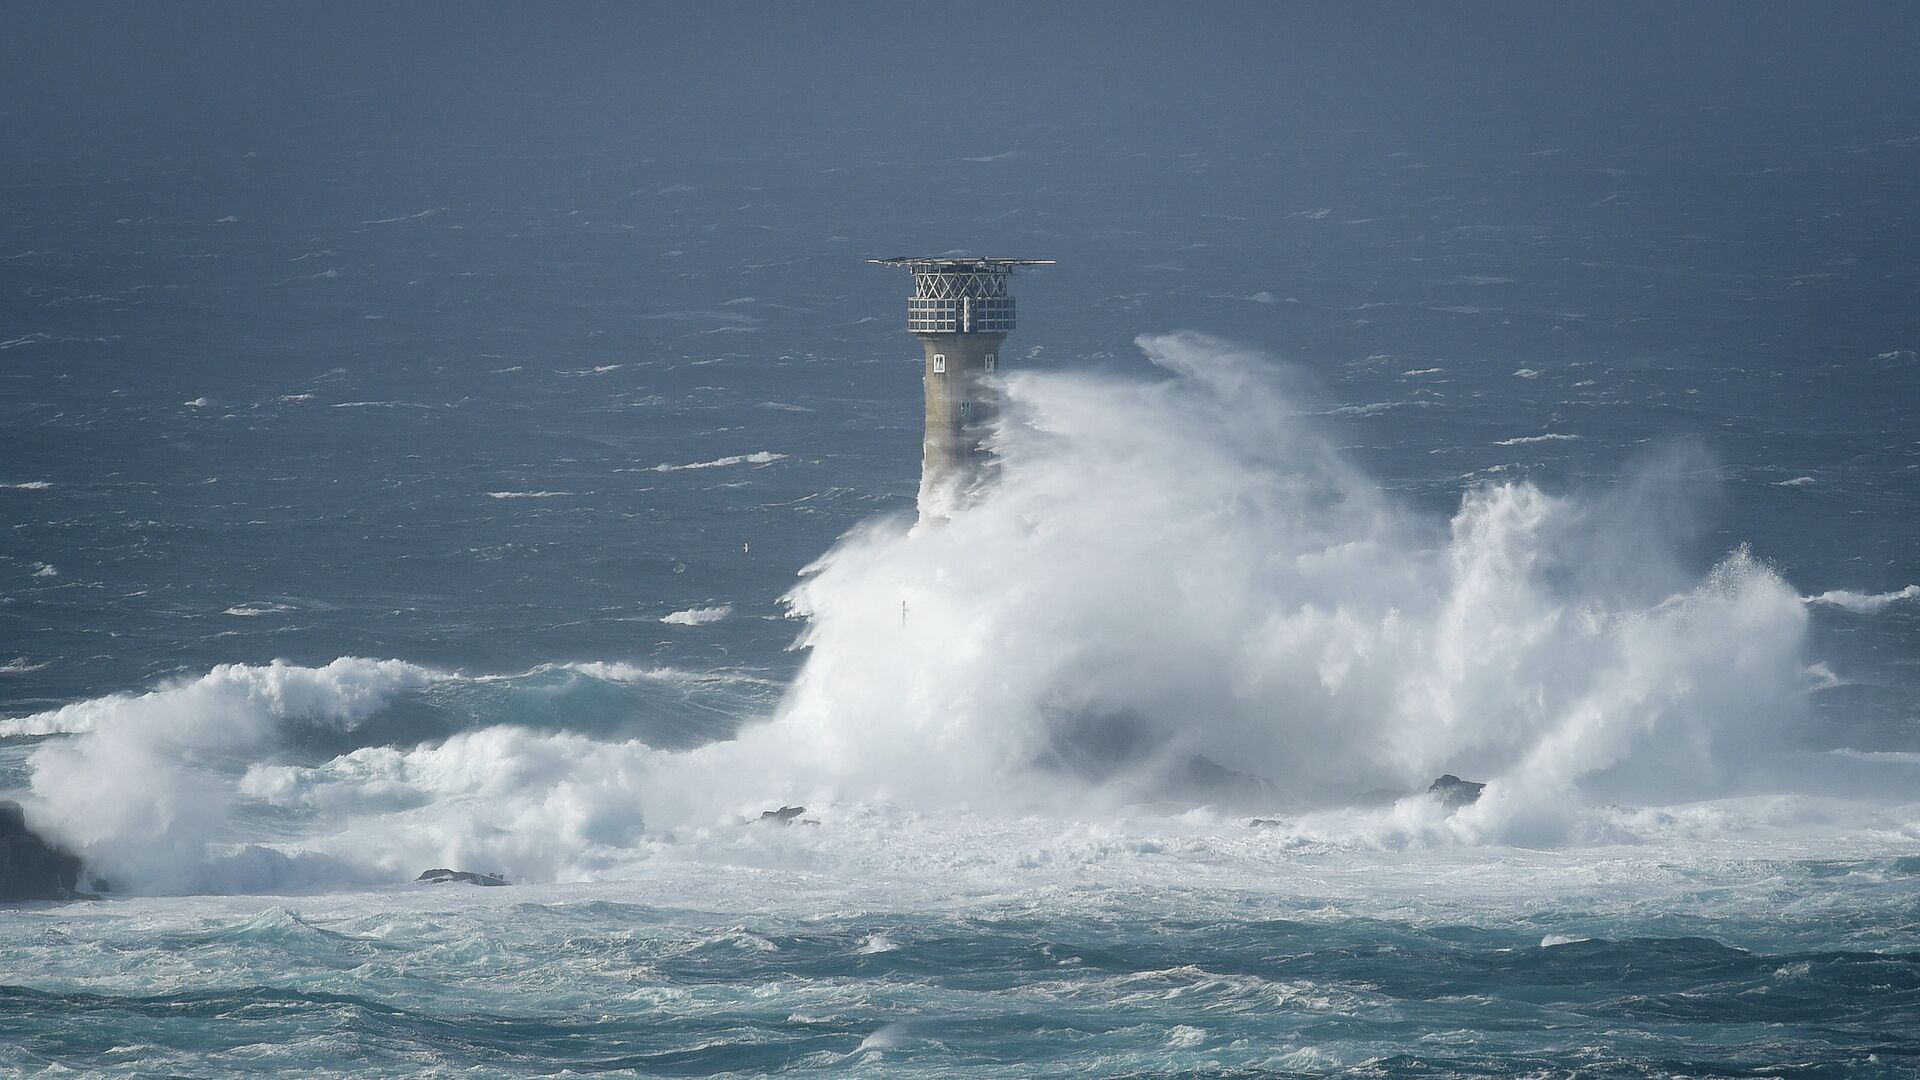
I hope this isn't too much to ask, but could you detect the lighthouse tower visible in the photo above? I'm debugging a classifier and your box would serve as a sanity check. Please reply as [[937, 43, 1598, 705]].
[[869, 256, 1052, 518]]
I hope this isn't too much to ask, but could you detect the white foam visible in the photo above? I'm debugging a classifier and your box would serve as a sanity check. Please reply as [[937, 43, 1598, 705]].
[[652, 451, 785, 472], [15, 658, 444, 893], [0, 481, 52, 490], [223, 603, 295, 617], [704, 333, 1819, 840], [6, 335, 1876, 894], [237, 725, 659, 883], [485, 491, 573, 499], [661, 605, 732, 626], [361, 207, 445, 224], [1166, 1025, 1207, 1048], [543, 661, 777, 690], [1804, 662, 1845, 690], [1494, 433, 1581, 446], [1805, 585, 1919, 613], [1322, 400, 1433, 417]]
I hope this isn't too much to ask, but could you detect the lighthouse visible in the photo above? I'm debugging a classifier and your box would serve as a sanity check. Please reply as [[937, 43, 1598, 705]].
[[868, 256, 1052, 519]]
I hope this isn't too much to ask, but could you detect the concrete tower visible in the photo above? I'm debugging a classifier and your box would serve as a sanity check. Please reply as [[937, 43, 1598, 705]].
[[869, 256, 1052, 518]]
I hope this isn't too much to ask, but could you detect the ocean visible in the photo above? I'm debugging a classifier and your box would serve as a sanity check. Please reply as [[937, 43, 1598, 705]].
[[3, 7, 1918, 1076]]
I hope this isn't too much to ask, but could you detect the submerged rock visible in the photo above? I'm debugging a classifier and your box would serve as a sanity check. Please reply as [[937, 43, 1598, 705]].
[[1427, 774, 1486, 810], [1, 801, 85, 903], [415, 868, 510, 887], [754, 805, 816, 826], [1164, 754, 1275, 810]]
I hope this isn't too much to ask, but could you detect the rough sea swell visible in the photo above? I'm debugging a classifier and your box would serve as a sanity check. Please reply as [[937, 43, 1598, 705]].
[[9, 335, 1912, 893], [5, 337, 1918, 1076]]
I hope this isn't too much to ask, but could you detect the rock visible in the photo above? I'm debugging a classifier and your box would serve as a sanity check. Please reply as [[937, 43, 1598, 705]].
[[1, 801, 85, 904], [1426, 774, 1486, 810], [755, 805, 809, 825], [415, 868, 510, 887], [1164, 754, 1274, 810]]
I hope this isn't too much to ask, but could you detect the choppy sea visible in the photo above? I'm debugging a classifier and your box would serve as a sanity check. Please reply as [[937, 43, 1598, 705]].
[[3, 86, 1918, 1077]]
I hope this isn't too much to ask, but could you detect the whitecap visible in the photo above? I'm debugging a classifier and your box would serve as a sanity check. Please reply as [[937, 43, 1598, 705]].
[[10, 658, 445, 892], [1321, 400, 1434, 417], [223, 602, 295, 617], [361, 207, 445, 224], [1805, 585, 1919, 613], [1495, 433, 1581, 446], [1166, 1025, 1207, 1048], [661, 605, 732, 626], [652, 451, 785, 472], [545, 661, 777, 689]]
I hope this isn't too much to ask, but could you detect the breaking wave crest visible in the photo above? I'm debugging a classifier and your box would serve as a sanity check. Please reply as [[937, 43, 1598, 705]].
[[729, 334, 1819, 839], [9, 333, 1899, 895], [1805, 584, 1920, 614], [16, 659, 443, 894]]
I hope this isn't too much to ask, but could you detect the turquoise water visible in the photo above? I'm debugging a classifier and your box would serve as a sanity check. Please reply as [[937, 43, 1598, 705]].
[[6, 838, 1919, 1077]]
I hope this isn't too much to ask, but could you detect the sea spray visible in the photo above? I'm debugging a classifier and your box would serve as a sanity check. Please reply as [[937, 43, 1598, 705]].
[[19, 659, 442, 893], [8, 335, 1840, 891], [738, 333, 1815, 837]]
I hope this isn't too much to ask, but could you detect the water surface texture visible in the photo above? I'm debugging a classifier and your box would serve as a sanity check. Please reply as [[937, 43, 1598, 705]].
[[3, 6, 1917, 1077]]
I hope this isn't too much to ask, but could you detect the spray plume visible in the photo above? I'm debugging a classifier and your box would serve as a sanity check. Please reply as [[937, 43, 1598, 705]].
[[15, 334, 1838, 890]]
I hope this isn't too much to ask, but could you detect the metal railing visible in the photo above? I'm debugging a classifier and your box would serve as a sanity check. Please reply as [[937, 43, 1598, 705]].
[[871, 257, 1050, 335], [906, 295, 1015, 333]]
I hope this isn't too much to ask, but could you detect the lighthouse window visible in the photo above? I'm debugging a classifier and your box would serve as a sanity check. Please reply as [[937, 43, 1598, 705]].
[[959, 400, 973, 419], [984, 353, 997, 372], [932, 353, 946, 374]]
